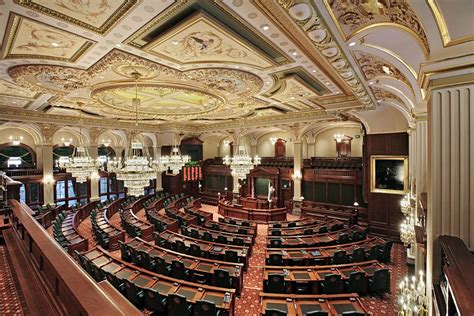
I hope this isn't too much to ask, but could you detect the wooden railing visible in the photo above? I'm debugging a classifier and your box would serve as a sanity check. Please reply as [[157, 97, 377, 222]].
[[8, 199, 140, 315]]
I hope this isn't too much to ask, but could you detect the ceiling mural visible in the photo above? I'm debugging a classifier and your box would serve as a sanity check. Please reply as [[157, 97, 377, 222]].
[[325, 0, 430, 53], [3, 0, 463, 131], [2, 13, 94, 62], [14, 0, 138, 34], [144, 12, 274, 69], [353, 50, 412, 88]]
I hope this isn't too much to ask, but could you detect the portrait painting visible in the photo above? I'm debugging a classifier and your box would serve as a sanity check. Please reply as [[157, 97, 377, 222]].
[[371, 155, 408, 194]]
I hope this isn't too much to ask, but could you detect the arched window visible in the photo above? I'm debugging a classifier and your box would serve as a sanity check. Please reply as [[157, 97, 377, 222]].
[[0, 143, 36, 169], [53, 145, 74, 169]]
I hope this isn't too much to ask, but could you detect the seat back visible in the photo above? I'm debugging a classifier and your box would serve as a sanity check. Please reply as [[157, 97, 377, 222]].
[[234, 238, 244, 246], [380, 241, 393, 262], [323, 274, 343, 294], [143, 288, 165, 313], [124, 279, 144, 308], [347, 271, 367, 295], [225, 250, 239, 263], [338, 233, 349, 244], [268, 253, 283, 266], [217, 235, 228, 244], [118, 241, 131, 261], [203, 232, 213, 241], [168, 294, 190, 315], [171, 260, 186, 279], [190, 244, 202, 257], [175, 240, 186, 253], [271, 230, 282, 236], [154, 256, 169, 275], [264, 309, 287, 316], [333, 250, 348, 264], [141, 251, 156, 272], [307, 312, 329, 316], [213, 269, 231, 288], [367, 244, 382, 260], [270, 239, 282, 247], [351, 248, 366, 262], [193, 300, 218, 316], [319, 226, 328, 233], [266, 274, 285, 293], [371, 269, 390, 294]]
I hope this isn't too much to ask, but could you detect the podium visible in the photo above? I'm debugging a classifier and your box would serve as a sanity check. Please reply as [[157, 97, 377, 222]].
[[239, 197, 269, 209]]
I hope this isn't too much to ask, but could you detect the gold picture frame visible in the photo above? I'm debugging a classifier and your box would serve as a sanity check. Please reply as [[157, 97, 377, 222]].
[[370, 155, 408, 195]]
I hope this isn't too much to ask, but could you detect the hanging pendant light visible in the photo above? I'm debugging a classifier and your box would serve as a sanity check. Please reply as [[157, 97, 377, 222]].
[[106, 72, 157, 196], [59, 103, 100, 183], [159, 132, 191, 175], [223, 103, 260, 180]]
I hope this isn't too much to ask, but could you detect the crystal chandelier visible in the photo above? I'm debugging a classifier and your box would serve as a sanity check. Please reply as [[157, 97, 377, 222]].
[[59, 104, 99, 183], [9, 135, 23, 146], [400, 193, 411, 216], [223, 103, 260, 180], [159, 134, 190, 175], [400, 214, 415, 247], [106, 72, 157, 196], [398, 271, 428, 316]]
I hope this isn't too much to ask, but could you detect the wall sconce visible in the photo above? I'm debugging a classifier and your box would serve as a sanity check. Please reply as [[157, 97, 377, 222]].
[[61, 137, 72, 146], [223, 140, 230, 146], [292, 171, 302, 180], [300, 196, 304, 201], [102, 139, 111, 147], [9, 135, 24, 146], [400, 194, 411, 216], [270, 137, 278, 145], [43, 175, 55, 185], [334, 133, 345, 143], [224, 187, 228, 191], [353, 202, 359, 207]]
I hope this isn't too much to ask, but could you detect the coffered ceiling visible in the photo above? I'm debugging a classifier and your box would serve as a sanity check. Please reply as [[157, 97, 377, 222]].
[[0, 0, 471, 134]]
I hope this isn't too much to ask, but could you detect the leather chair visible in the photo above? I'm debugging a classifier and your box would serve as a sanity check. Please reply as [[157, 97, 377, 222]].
[[345, 271, 368, 295], [267, 253, 283, 266], [213, 269, 231, 288], [168, 294, 191, 315], [203, 231, 213, 242], [154, 256, 170, 276], [143, 288, 166, 313], [265, 309, 287, 316], [141, 251, 156, 272], [342, 312, 366, 316], [193, 300, 220, 316], [175, 240, 186, 253], [190, 244, 202, 257], [238, 228, 248, 235], [321, 274, 344, 294], [124, 279, 144, 309], [266, 274, 285, 294], [318, 226, 328, 233], [350, 248, 366, 263], [379, 241, 393, 263], [171, 260, 189, 280], [118, 240, 131, 261], [224, 250, 239, 263], [332, 250, 348, 264], [129, 247, 142, 265], [369, 269, 390, 296], [367, 244, 382, 261], [233, 238, 244, 246], [338, 233, 349, 244], [217, 235, 228, 244], [307, 312, 328, 316], [270, 239, 282, 247], [271, 230, 282, 236]]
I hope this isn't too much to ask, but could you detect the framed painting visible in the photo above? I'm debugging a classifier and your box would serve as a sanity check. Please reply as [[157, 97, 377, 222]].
[[370, 155, 408, 194]]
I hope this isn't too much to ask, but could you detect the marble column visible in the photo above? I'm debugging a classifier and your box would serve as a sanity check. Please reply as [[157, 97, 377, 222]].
[[35, 145, 43, 170], [89, 144, 99, 202], [154, 146, 163, 192], [42, 143, 54, 205], [292, 140, 303, 203], [427, 82, 474, 300]]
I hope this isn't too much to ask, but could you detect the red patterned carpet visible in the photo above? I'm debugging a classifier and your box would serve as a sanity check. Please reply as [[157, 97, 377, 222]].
[[0, 246, 27, 315]]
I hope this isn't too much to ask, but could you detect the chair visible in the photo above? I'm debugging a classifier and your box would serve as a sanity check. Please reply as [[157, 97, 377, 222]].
[[224, 250, 239, 263], [267, 253, 283, 266], [105, 272, 125, 294], [321, 274, 343, 294], [193, 300, 220, 316], [318, 226, 328, 233], [190, 229, 200, 239], [141, 251, 156, 272], [229, 219, 237, 225], [233, 238, 244, 246], [266, 274, 285, 294], [171, 260, 188, 280], [304, 229, 313, 235], [288, 222, 296, 228], [91, 264, 105, 281], [379, 241, 393, 263], [350, 248, 366, 263], [369, 269, 390, 296], [217, 235, 228, 244], [367, 244, 382, 260], [190, 244, 202, 257], [238, 228, 248, 235], [124, 279, 144, 308], [332, 250, 348, 264], [270, 239, 282, 247], [175, 240, 186, 253], [341, 312, 366, 316], [143, 288, 167, 313], [264, 309, 287, 316], [129, 248, 142, 265], [154, 256, 170, 276], [272, 224, 281, 228], [168, 294, 191, 315], [213, 269, 231, 288], [271, 230, 282, 236], [345, 271, 368, 295], [338, 233, 349, 244], [203, 231, 213, 242]]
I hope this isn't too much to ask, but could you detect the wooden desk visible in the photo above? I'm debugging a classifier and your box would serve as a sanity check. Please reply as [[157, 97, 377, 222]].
[[202, 220, 257, 238], [268, 217, 320, 229], [155, 230, 250, 270], [124, 238, 244, 295], [218, 217, 257, 228], [268, 220, 343, 236], [265, 237, 386, 266], [263, 260, 384, 294], [218, 200, 286, 223], [266, 226, 365, 248], [239, 197, 269, 209], [260, 293, 368, 315], [184, 224, 254, 248], [145, 194, 179, 233], [80, 246, 235, 315]]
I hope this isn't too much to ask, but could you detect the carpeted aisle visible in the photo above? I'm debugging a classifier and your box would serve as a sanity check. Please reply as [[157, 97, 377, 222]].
[[0, 246, 27, 315]]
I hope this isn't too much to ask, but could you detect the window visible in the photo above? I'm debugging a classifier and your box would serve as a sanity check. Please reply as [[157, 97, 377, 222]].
[[54, 176, 89, 206], [98, 173, 125, 200], [19, 184, 26, 203], [7, 157, 22, 167]]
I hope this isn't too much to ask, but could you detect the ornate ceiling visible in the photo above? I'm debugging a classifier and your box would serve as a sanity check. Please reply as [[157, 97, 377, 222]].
[[0, 0, 471, 134]]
